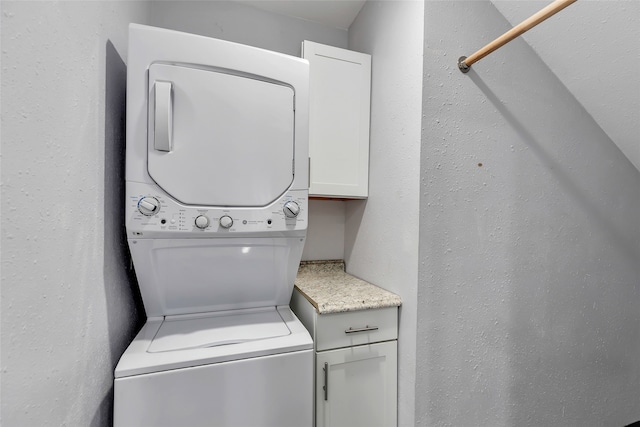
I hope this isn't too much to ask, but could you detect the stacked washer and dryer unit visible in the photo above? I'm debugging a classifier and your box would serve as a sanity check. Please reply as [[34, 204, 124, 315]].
[[114, 24, 313, 426]]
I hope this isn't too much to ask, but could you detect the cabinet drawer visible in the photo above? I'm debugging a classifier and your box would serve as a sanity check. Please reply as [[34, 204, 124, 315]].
[[315, 307, 397, 351]]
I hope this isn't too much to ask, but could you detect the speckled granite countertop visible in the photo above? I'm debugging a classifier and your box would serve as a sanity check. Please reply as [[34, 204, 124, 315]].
[[294, 260, 402, 314]]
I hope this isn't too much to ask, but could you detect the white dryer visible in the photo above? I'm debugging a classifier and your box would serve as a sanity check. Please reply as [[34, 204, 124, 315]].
[[114, 24, 312, 426]]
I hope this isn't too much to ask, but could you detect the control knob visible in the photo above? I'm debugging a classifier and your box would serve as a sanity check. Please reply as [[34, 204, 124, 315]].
[[219, 215, 234, 229], [138, 197, 160, 216], [195, 215, 210, 229], [283, 201, 300, 218]]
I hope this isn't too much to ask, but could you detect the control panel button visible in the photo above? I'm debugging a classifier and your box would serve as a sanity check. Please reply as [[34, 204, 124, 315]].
[[283, 201, 300, 218], [195, 215, 210, 229], [138, 197, 160, 216], [219, 215, 233, 229]]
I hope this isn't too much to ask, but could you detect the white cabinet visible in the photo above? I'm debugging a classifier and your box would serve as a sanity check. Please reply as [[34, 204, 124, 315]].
[[291, 289, 398, 427], [302, 41, 371, 199], [316, 341, 397, 427]]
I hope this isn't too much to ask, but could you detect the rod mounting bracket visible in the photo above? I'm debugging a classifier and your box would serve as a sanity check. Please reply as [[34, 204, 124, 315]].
[[458, 56, 470, 73]]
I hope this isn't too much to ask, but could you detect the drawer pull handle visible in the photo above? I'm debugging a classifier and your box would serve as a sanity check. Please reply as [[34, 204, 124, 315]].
[[345, 325, 379, 334], [323, 362, 328, 401]]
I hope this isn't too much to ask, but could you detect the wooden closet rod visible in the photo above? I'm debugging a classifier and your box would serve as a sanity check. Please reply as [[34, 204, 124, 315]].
[[458, 0, 577, 73]]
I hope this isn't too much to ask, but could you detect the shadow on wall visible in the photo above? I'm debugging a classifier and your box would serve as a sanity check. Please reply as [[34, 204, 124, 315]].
[[419, 1, 639, 425], [471, 65, 640, 425], [94, 40, 146, 427], [468, 69, 640, 265], [465, 15, 640, 425]]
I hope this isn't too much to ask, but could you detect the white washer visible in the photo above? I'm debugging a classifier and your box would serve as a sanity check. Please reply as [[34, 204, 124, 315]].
[[114, 24, 312, 426]]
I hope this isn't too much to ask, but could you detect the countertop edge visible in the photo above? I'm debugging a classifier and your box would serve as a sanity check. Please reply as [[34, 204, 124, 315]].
[[294, 261, 402, 315]]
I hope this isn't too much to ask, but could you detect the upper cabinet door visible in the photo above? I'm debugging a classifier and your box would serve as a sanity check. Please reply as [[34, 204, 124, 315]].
[[303, 41, 371, 199], [147, 63, 295, 207]]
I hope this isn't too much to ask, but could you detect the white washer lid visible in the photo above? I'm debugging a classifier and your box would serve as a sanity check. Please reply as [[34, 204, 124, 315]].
[[114, 306, 313, 378], [148, 308, 290, 353]]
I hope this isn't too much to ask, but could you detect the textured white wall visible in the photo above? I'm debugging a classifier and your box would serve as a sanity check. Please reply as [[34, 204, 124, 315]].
[[149, 1, 347, 59], [346, 2, 424, 426], [417, 2, 640, 425], [302, 200, 346, 261], [1, 1, 149, 426]]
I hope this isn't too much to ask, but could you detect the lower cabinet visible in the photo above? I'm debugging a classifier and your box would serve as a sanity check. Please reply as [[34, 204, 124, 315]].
[[290, 288, 399, 427], [316, 340, 397, 427]]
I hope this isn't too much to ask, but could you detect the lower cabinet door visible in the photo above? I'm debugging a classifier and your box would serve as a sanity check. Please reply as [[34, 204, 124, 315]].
[[316, 340, 397, 427]]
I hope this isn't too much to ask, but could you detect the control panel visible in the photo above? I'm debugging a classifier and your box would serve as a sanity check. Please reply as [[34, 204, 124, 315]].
[[126, 181, 307, 238]]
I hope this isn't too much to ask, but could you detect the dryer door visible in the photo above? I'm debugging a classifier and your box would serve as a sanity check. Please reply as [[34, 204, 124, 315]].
[[147, 63, 295, 207]]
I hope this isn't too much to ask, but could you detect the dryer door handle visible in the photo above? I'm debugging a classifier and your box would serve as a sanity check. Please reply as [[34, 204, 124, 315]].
[[154, 81, 173, 152]]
